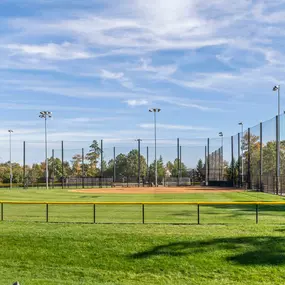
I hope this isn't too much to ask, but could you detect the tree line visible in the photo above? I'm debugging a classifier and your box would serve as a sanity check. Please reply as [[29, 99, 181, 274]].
[[0, 140, 206, 185]]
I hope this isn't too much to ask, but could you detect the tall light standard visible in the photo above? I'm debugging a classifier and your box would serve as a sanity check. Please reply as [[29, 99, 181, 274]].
[[273, 85, 280, 194], [219, 132, 223, 179], [8, 130, 13, 189], [39, 111, 52, 190], [239, 122, 244, 184], [149, 108, 161, 187]]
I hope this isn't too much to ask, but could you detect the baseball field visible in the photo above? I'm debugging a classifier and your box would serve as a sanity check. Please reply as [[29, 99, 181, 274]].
[[1, 187, 285, 285]]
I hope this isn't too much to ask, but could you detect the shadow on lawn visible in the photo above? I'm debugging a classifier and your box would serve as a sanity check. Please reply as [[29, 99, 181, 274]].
[[130, 236, 285, 265]]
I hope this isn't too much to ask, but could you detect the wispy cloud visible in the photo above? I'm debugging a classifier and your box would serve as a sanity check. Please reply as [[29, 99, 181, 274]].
[[139, 123, 212, 131], [125, 99, 148, 107]]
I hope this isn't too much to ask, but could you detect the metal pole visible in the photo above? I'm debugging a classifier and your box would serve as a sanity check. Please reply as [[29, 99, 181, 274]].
[[147, 146, 149, 184], [137, 139, 141, 187], [82, 148, 85, 188], [248, 128, 251, 189], [180, 145, 182, 177], [221, 136, 224, 179], [46, 204, 49, 223], [45, 117, 48, 189], [197, 204, 200, 225], [52, 149, 55, 189], [9, 131, 12, 189], [113, 146, 116, 183], [218, 147, 221, 181], [205, 146, 208, 184], [100, 140, 103, 188], [238, 133, 241, 187], [154, 112, 157, 187], [23, 141, 26, 189], [276, 115, 280, 195], [177, 138, 180, 186], [260, 122, 263, 192], [231, 136, 234, 186], [241, 124, 244, 184], [142, 204, 145, 224], [256, 204, 259, 224], [61, 141, 64, 189], [207, 138, 210, 185]]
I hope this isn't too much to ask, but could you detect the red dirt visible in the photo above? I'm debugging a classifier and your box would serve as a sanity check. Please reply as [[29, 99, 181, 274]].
[[70, 186, 243, 194]]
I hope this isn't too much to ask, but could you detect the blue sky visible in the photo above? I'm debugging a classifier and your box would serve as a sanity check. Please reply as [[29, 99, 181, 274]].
[[0, 0, 285, 166]]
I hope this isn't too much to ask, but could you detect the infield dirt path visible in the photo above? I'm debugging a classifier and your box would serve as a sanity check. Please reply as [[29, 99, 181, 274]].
[[70, 186, 243, 194]]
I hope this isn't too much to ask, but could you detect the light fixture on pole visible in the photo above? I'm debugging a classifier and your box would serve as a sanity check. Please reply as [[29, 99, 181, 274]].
[[273, 85, 280, 194], [219, 132, 223, 179], [149, 108, 161, 187], [39, 111, 52, 190], [238, 122, 244, 184], [8, 130, 13, 189]]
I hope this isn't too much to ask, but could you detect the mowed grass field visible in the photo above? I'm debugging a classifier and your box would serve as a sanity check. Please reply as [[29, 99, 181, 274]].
[[1, 189, 285, 284]]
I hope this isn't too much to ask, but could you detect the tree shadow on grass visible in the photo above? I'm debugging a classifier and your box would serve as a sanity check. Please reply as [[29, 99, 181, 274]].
[[130, 236, 285, 265]]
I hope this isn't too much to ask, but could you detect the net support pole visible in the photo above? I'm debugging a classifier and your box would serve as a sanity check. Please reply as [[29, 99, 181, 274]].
[[147, 146, 149, 185], [247, 128, 251, 190], [238, 133, 241, 187], [231, 136, 234, 186], [276, 115, 280, 195], [100, 140, 103, 188], [137, 139, 141, 187], [260, 122, 263, 192], [205, 146, 208, 185], [180, 145, 182, 177], [52, 149, 55, 189], [113, 146, 116, 183], [207, 138, 210, 185], [82, 148, 85, 189], [61, 141, 64, 189], [23, 141, 26, 189], [177, 138, 180, 186]]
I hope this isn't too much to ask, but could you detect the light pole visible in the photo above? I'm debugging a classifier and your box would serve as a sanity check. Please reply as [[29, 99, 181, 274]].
[[239, 122, 244, 184], [219, 132, 223, 179], [149, 108, 161, 187], [39, 111, 52, 190], [273, 85, 280, 194], [8, 130, 13, 189]]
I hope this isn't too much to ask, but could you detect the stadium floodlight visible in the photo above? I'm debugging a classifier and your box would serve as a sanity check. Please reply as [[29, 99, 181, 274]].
[[8, 130, 13, 189], [273, 85, 281, 194], [149, 108, 161, 187], [39, 111, 52, 190]]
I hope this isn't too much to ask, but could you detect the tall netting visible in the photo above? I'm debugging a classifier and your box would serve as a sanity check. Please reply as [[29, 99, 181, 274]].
[[250, 124, 261, 191], [280, 114, 285, 195], [261, 117, 277, 194], [208, 138, 222, 181], [242, 129, 248, 188]]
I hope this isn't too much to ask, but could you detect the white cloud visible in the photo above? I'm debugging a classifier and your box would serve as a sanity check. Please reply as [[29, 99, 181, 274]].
[[2, 42, 92, 60], [100, 69, 124, 80], [139, 123, 211, 131], [125, 99, 148, 107]]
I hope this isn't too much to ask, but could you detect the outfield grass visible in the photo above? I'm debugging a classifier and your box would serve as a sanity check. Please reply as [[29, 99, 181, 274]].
[[1, 189, 285, 284]]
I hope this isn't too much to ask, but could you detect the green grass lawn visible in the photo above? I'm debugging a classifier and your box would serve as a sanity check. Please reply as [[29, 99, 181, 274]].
[[1, 189, 285, 284]]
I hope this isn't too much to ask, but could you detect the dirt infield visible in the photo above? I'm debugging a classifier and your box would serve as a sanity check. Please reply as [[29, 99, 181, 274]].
[[70, 186, 243, 194]]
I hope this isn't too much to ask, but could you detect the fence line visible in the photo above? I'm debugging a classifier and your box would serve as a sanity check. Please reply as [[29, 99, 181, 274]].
[[1, 201, 285, 225]]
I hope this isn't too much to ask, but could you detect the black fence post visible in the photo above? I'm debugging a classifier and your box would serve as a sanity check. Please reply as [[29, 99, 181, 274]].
[[180, 145, 182, 178], [197, 204, 200, 225], [177, 138, 180, 186], [260, 122, 263, 192], [93, 204, 96, 224], [82, 148, 85, 189], [23, 141, 26, 189], [248, 128, 251, 190], [142, 204, 145, 224], [61, 141, 64, 189], [46, 204, 49, 222], [256, 204, 259, 224], [1, 203, 3, 221]]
